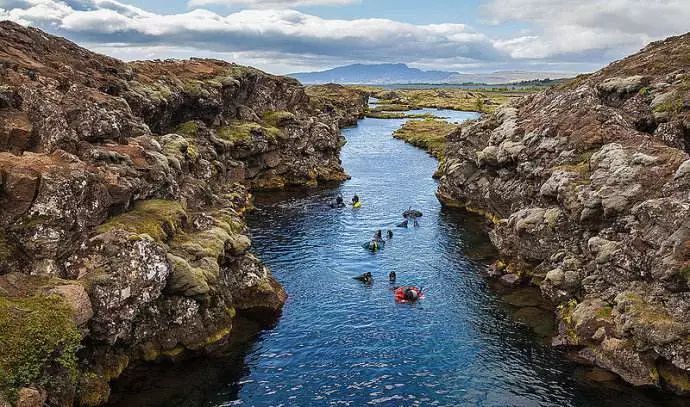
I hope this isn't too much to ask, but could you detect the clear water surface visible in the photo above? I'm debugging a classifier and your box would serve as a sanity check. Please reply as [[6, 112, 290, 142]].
[[108, 108, 681, 407], [213, 109, 678, 406]]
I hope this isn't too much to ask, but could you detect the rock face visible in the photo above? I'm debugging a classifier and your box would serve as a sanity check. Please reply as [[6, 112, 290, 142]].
[[437, 32, 690, 394], [305, 84, 368, 127], [0, 22, 363, 405]]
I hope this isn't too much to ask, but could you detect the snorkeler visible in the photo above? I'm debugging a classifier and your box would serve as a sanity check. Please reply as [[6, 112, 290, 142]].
[[331, 194, 346, 208], [402, 207, 422, 227], [354, 272, 373, 284], [394, 286, 424, 303]]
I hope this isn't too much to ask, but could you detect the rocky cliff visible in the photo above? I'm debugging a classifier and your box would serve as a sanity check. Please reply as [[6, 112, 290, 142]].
[[437, 33, 690, 393], [305, 84, 368, 127], [0, 21, 361, 406]]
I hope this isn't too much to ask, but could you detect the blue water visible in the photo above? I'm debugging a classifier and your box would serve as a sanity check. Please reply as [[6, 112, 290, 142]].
[[106, 109, 680, 406], [210, 110, 679, 406]]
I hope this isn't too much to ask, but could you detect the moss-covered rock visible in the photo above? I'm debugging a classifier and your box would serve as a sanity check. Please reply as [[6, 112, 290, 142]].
[[161, 133, 200, 161], [263, 111, 295, 128], [174, 121, 200, 138], [166, 209, 251, 297], [0, 295, 82, 402], [614, 292, 687, 346], [216, 121, 281, 144], [96, 200, 187, 242], [393, 119, 458, 160], [76, 372, 110, 407]]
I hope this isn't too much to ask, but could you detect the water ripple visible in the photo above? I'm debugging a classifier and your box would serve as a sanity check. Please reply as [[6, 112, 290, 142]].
[[215, 110, 677, 407]]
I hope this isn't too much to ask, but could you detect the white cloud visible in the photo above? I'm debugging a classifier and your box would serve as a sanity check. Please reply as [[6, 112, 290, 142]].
[[1, 0, 689, 74], [0, 0, 505, 73], [483, 0, 690, 59], [188, 0, 360, 8]]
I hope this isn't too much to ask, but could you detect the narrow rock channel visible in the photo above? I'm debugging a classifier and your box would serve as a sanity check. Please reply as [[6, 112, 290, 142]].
[[108, 110, 682, 406]]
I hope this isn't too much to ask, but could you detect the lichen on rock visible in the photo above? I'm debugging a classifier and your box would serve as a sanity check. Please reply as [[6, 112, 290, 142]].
[[437, 30, 690, 393]]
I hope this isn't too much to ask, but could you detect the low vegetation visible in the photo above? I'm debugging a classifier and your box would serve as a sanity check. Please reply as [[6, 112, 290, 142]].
[[365, 111, 438, 119], [0, 295, 82, 402], [357, 86, 536, 113], [217, 121, 281, 143], [392, 119, 458, 159], [96, 199, 187, 242]]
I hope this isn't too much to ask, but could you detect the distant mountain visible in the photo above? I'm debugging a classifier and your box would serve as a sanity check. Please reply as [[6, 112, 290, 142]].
[[448, 71, 573, 85], [290, 63, 456, 85], [289, 63, 572, 85]]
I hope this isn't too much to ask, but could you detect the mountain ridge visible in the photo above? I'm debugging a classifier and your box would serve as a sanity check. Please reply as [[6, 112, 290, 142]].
[[290, 63, 572, 85]]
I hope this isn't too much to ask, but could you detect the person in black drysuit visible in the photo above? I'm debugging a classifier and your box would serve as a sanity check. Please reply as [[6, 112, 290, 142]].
[[331, 194, 345, 208], [398, 207, 422, 227], [354, 272, 373, 284], [389, 271, 397, 282]]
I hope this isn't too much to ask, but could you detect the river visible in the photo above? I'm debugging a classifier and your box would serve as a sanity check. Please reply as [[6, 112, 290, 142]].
[[217, 110, 677, 406], [108, 109, 679, 407]]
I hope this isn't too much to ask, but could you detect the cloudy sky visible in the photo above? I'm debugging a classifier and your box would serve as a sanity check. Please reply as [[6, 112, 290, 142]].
[[1, 0, 689, 75]]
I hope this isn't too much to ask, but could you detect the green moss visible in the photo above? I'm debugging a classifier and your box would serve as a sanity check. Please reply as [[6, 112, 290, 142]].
[[76, 372, 110, 407], [363, 87, 530, 113], [639, 87, 650, 96], [182, 80, 211, 99], [558, 299, 579, 343], [175, 121, 199, 138], [18, 215, 51, 230], [201, 327, 231, 347], [620, 292, 685, 335], [172, 226, 230, 260], [0, 295, 82, 401], [226, 65, 255, 79], [217, 121, 281, 144], [162, 134, 200, 161], [653, 96, 684, 114], [96, 200, 186, 242], [596, 306, 613, 318], [129, 81, 172, 103], [263, 111, 295, 128], [166, 210, 245, 297], [393, 119, 458, 160], [161, 346, 185, 358], [553, 159, 591, 181]]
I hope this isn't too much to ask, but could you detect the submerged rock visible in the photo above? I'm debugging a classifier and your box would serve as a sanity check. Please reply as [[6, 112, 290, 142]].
[[437, 31, 690, 394]]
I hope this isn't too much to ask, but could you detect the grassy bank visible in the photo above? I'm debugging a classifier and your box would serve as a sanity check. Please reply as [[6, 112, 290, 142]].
[[356, 86, 535, 114], [392, 119, 458, 160]]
